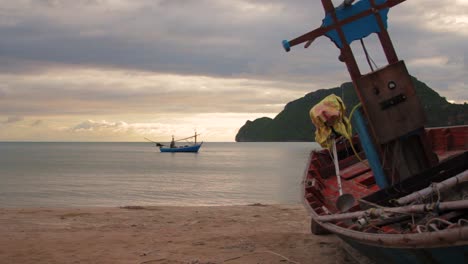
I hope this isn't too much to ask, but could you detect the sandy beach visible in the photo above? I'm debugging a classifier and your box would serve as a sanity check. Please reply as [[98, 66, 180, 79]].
[[0, 204, 356, 264]]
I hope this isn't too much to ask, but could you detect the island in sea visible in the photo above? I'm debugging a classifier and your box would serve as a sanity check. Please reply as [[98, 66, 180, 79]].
[[235, 76, 467, 142]]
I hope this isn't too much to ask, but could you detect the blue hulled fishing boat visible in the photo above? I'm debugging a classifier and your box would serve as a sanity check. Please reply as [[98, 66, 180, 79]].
[[146, 132, 203, 153], [159, 142, 202, 153]]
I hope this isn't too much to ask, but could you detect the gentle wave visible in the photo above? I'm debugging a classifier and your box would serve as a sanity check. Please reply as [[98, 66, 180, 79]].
[[0, 142, 320, 207]]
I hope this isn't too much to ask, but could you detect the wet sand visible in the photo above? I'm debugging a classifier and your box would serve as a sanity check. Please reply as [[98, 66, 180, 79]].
[[0, 204, 356, 264]]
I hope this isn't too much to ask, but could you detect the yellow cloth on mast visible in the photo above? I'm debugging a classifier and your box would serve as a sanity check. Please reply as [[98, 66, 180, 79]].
[[310, 94, 352, 149]]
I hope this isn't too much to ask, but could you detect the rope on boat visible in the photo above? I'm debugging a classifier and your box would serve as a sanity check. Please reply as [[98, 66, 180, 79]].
[[347, 103, 365, 163], [315, 200, 468, 223], [396, 170, 468, 205], [360, 38, 378, 72], [416, 218, 463, 233]]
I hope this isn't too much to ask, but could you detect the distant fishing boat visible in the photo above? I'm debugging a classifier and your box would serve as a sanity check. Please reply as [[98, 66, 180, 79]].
[[145, 132, 202, 153]]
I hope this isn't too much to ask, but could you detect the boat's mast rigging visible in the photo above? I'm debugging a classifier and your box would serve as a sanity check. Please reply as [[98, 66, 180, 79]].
[[283, 0, 437, 186], [174, 132, 201, 143]]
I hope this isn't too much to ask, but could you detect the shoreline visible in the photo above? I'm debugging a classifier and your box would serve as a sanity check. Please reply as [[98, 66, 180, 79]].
[[0, 204, 354, 264]]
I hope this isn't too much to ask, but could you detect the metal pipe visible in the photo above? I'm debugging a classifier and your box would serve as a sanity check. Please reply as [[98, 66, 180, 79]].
[[332, 139, 343, 196], [396, 170, 468, 205], [352, 109, 388, 188], [315, 200, 468, 223]]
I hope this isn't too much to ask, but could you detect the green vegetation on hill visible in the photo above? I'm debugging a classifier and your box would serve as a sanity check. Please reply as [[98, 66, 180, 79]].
[[235, 77, 467, 142]]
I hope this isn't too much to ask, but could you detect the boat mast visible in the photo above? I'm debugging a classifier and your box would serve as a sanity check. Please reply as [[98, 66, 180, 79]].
[[174, 132, 200, 144], [282, 0, 437, 186]]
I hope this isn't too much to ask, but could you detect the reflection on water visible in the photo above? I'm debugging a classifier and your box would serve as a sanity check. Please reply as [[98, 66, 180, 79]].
[[0, 142, 320, 207]]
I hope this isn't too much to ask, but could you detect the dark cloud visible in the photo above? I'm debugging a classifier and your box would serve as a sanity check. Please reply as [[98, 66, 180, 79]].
[[0, 0, 324, 77], [0, 0, 465, 117]]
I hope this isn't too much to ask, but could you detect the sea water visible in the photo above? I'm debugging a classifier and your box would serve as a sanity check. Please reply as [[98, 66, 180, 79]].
[[0, 142, 320, 207]]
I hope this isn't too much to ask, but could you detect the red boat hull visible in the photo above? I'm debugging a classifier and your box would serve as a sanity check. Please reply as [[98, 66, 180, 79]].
[[303, 126, 468, 263]]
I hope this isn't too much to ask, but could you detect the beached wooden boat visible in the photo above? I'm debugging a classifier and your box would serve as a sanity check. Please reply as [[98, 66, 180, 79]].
[[304, 127, 468, 263], [282, 0, 468, 263]]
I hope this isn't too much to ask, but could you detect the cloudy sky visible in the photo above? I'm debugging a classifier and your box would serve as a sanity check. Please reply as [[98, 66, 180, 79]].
[[0, 0, 466, 142]]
